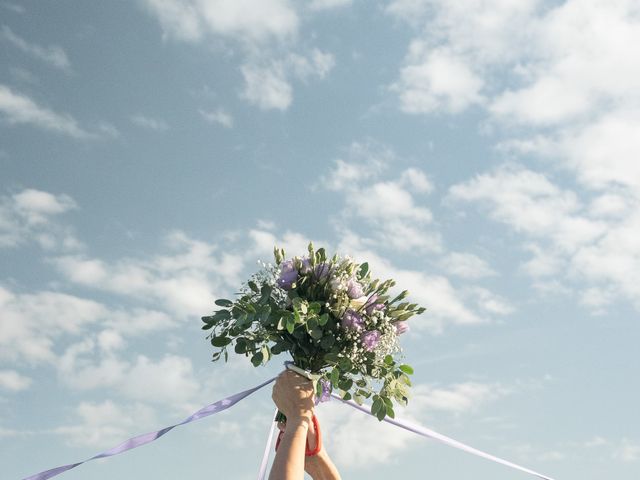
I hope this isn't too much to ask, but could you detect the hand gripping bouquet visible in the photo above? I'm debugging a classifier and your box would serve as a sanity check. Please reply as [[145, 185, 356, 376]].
[[201, 243, 425, 421]]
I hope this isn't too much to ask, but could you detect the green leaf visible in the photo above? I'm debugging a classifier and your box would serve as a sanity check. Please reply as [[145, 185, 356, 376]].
[[248, 281, 259, 293], [309, 328, 323, 340], [286, 318, 295, 334], [211, 336, 232, 347], [201, 323, 214, 330], [307, 317, 318, 331], [399, 364, 414, 375], [338, 357, 353, 372], [385, 405, 395, 419], [308, 302, 321, 314], [215, 299, 233, 307], [251, 352, 264, 366], [384, 354, 394, 365], [213, 310, 231, 321], [358, 262, 369, 278], [376, 406, 387, 421], [320, 335, 334, 349], [330, 367, 340, 385], [342, 391, 352, 401], [318, 313, 329, 326], [338, 378, 353, 390], [371, 397, 383, 416], [234, 338, 248, 354]]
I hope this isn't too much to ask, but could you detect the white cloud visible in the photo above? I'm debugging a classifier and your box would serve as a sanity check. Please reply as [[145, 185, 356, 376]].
[[440, 252, 496, 279], [614, 438, 640, 462], [308, 0, 352, 10], [140, 0, 204, 42], [141, 1, 334, 111], [448, 164, 605, 252], [0, 284, 177, 365], [241, 62, 292, 110], [58, 337, 200, 408], [140, 0, 298, 44], [0, 187, 82, 252], [0, 188, 83, 251], [324, 142, 442, 253], [394, 46, 484, 114], [241, 49, 334, 110], [0, 369, 32, 391], [47, 229, 243, 318], [199, 107, 233, 128], [0, 84, 109, 139], [54, 399, 158, 447], [468, 287, 515, 315], [1, 25, 71, 71], [130, 113, 170, 131], [411, 381, 510, 415], [0, 286, 105, 363], [449, 164, 640, 311], [317, 400, 416, 468]]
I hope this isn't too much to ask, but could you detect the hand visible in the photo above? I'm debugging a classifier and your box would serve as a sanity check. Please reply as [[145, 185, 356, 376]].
[[271, 370, 315, 423]]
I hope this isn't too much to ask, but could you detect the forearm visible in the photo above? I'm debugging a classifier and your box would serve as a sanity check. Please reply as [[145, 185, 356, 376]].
[[306, 451, 342, 480], [269, 417, 310, 480]]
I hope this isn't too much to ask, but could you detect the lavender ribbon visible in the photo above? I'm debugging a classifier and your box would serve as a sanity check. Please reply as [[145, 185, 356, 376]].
[[22, 376, 277, 480], [330, 392, 556, 480], [22, 373, 556, 480]]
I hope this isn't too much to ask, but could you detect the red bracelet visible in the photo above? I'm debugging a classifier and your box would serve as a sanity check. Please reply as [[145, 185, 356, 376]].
[[275, 414, 322, 457]]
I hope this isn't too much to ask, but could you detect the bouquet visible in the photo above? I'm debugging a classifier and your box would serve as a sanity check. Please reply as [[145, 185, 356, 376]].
[[201, 243, 425, 421]]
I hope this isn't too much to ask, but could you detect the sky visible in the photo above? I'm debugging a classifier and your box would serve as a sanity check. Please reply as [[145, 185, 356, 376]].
[[1, 0, 639, 479]]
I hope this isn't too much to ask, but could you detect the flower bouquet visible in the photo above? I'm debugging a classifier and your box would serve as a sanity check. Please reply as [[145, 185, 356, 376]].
[[201, 243, 425, 421]]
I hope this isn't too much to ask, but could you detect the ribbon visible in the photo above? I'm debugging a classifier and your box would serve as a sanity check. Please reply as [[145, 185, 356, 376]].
[[256, 407, 278, 480], [21, 374, 556, 480], [22, 376, 277, 480], [331, 392, 555, 480]]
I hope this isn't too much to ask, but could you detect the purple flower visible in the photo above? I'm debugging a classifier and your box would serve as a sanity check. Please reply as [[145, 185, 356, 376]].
[[361, 330, 381, 351], [341, 309, 364, 330], [314, 262, 331, 280], [300, 257, 312, 274], [277, 260, 298, 290], [364, 294, 385, 316], [394, 321, 409, 335], [315, 379, 332, 404], [346, 277, 364, 299]]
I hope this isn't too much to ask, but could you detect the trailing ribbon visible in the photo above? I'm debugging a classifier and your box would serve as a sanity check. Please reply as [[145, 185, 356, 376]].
[[330, 393, 555, 480], [21, 374, 556, 480], [22, 376, 277, 480]]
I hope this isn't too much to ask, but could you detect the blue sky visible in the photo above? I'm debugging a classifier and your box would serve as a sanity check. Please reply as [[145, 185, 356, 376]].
[[1, 1, 639, 479]]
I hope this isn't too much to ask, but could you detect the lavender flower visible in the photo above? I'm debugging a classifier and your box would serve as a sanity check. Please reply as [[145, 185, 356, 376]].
[[364, 294, 385, 316], [361, 330, 381, 351], [277, 259, 298, 290], [300, 257, 312, 274], [315, 379, 332, 404], [341, 309, 364, 330], [346, 277, 364, 299], [394, 321, 409, 335]]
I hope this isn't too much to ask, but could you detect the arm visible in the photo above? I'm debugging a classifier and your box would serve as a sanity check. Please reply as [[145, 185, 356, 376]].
[[304, 416, 341, 480], [269, 370, 315, 480]]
